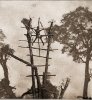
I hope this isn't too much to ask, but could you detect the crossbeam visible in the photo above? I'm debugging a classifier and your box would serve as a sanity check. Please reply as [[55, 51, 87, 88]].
[[18, 46, 29, 48], [19, 40, 47, 43], [26, 64, 50, 67], [24, 34, 27, 36], [19, 46, 48, 50], [27, 54, 52, 59], [19, 40, 28, 42], [31, 35, 53, 36], [32, 47, 48, 51], [32, 47, 58, 51], [19, 46, 58, 51], [26, 74, 56, 77]]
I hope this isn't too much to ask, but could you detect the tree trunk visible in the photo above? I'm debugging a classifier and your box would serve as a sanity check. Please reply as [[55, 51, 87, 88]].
[[27, 29, 36, 98], [1, 60, 16, 98], [83, 54, 90, 99], [59, 78, 70, 99]]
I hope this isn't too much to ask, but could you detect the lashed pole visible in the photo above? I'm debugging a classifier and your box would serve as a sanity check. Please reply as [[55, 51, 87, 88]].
[[7, 52, 34, 67], [25, 18, 36, 98], [44, 21, 53, 84], [21, 18, 43, 98]]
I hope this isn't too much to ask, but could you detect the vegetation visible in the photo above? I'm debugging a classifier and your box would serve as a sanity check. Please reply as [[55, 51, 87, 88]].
[[1, 6, 92, 99], [50, 6, 92, 98], [0, 30, 16, 98]]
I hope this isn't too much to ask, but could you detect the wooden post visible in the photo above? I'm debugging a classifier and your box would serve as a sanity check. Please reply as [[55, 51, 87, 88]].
[[22, 18, 42, 98], [34, 67, 41, 98], [44, 21, 53, 84], [26, 18, 36, 98]]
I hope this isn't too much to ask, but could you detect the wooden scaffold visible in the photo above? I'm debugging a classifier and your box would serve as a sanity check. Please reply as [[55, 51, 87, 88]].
[[20, 17, 57, 98], [0, 17, 71, 99]]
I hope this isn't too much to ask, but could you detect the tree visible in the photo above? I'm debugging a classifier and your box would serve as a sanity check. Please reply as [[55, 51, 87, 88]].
[[0, 44, 16, 98], [50, 7, 92, 98], [0, 30, 16, 98]]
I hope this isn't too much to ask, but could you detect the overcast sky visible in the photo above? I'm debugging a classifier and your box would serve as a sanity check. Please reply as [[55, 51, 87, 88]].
[[0, 0, 92, 98]]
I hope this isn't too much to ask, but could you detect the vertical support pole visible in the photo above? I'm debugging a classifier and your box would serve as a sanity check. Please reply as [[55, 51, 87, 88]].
[[44, 21, 53, 84], [26, 18, 36, 98], [34, 67, 41, 98]]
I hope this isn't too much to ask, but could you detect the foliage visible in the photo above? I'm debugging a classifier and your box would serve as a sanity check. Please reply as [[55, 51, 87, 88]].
[[0, 44, 14, 61], [41, 80, 59, 99], [0, 29, 6, 47], [0, 30, 16, 98], [50, 7, 92, 63]]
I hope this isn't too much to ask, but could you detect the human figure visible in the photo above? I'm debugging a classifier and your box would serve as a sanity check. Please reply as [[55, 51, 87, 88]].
[[32, 26, 44, 45]]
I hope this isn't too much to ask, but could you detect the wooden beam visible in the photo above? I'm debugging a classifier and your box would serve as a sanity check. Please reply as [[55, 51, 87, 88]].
[[31, 35, 53, 36], [21, 27, 26, 28], [7, 53, 34, 68], [32, 47, 48, 51], [27, 64, 50, 67], [19, 40, 28, 42], [24, 34, 27, 36], [27, 54, 52, 59], [26, 74, 56, 77], [19, 46, 58, 51], [31, 42, 47, 43], [44, 21, 54, 83], [32, 47, 58, 51], [18, 46, 29, 48], [19, 40, 48, 43]]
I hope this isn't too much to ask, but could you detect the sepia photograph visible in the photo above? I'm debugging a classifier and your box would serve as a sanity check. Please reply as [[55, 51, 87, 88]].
[[0, 0, 92, 99]]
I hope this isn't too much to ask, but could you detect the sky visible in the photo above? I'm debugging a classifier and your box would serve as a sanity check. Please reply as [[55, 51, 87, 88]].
[[0, 0, 92, 98]]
